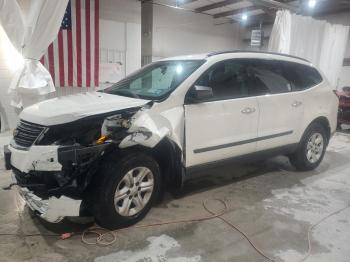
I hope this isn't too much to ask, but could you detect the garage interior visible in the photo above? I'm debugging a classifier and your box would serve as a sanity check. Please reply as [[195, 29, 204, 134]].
[[1, 0, 350, 261]]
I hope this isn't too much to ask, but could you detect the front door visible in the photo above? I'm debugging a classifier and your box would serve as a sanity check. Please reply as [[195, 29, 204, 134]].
[[184, 59, 260, 168]]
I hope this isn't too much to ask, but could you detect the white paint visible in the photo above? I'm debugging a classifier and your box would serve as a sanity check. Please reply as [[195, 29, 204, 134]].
[[19, 52, 338, 170], [19, 92, 149, 126], [9, 144, 62, 173], [94, 234, 201, 262]]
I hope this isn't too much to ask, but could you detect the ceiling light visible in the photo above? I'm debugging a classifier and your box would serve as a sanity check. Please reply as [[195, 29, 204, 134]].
[[242, 13, 248, 21], [308, 0, 317, 8]]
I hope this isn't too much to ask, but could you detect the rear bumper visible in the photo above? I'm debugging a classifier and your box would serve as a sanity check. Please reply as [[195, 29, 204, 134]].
[[17, 186, 82, 223]]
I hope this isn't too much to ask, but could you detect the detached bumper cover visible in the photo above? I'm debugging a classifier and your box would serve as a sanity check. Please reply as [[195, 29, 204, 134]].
[[18, 186, 82, 223]]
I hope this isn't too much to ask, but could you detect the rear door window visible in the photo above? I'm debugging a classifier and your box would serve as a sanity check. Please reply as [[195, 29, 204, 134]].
[[244, 60, 292, 95], [282, 62, 323, 91]]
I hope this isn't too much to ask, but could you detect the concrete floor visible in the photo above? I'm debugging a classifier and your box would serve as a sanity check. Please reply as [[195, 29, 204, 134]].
[[1, 130, 350, 262]]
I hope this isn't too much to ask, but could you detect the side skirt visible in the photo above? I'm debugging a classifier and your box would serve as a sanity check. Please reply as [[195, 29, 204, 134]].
[[185, 144, 298, 179]]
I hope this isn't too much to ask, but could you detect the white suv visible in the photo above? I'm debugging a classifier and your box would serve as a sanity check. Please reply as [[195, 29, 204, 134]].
[[4, 51, 338, 229]]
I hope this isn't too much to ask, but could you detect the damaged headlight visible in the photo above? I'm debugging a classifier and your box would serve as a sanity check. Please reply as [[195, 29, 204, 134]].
[[102, 114, 131, 134], [36, 108, 141, 147]]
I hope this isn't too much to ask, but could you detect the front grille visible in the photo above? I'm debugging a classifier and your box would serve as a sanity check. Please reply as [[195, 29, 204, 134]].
[[13, 120, 46, 148]]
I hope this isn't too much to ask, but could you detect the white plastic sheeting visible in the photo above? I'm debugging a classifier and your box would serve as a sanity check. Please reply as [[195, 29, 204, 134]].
[[268, 10, 349, 89], [0, 0, 68, 108]]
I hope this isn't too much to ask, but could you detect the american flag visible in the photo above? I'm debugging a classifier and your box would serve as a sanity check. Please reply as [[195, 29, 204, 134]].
[[40, 0, 99, 88]]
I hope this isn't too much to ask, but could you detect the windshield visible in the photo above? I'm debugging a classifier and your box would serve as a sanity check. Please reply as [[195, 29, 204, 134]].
[[103, 60, 205, 100]]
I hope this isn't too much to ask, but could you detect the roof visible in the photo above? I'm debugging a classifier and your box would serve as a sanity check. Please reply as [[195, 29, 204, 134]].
[[161, 50, 310, 64], [207, 50, 310, 63]]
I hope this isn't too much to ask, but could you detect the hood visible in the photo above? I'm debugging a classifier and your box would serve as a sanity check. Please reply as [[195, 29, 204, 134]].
[[20, 92, 150, 126]]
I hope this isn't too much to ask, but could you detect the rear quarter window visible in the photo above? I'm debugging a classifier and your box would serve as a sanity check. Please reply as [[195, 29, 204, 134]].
[[283, 62, 323, 91]]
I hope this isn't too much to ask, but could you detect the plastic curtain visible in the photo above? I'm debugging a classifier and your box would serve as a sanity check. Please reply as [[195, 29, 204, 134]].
[[0, 0, 68, 108], [268, 10, 349, 89]]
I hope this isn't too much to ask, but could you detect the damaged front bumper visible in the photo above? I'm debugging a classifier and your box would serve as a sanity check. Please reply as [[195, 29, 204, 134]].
[[17, 186, 82, 223], [6, 142, 111, 222]]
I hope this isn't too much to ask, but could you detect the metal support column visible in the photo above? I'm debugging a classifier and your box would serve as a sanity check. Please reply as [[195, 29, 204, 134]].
[[141, 0, 153, 66]]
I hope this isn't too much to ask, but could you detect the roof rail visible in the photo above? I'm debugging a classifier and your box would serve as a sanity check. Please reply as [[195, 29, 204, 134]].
[[207, 50, 310, 63]]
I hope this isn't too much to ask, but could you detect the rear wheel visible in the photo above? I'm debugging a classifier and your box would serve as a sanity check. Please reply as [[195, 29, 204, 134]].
[[289, 123, 327, 171], [94, 152, 161, 229]]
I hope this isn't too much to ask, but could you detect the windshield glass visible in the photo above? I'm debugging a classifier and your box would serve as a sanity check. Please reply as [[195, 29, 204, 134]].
[[103, 60, 205, 100]]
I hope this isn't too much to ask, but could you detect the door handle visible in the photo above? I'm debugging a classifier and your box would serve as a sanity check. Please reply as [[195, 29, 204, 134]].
[[292, 101, 303, 107], [241, 107, 256, 114]]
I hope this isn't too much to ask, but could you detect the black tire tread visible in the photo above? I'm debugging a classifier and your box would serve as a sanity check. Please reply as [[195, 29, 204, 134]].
[[93, 151, 161, 229], [289, 122, 327, 171]]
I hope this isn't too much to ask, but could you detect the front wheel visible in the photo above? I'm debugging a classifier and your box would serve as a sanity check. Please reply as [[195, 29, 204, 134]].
[[289, 123, 328, 171], [93, 152, 161, 229]]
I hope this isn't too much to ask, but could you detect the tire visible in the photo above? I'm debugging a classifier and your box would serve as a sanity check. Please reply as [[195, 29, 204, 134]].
[[289, 123, 328, 171], [93, 152, 161, 229]]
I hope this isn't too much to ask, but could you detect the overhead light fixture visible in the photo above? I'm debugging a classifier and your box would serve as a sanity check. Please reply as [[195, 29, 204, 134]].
[[308, 0, 317, 8], [242, 13, 248, 21]]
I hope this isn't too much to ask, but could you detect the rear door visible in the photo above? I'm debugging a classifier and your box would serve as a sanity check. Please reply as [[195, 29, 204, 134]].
[[184, 59, 260, 167], [248, 60, 305, 151]]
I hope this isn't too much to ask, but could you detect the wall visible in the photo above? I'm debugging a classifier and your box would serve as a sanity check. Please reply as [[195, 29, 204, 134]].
[[99, 19, 141, 86], [99, 0, 141, 78], [152, 3, 241, 59]]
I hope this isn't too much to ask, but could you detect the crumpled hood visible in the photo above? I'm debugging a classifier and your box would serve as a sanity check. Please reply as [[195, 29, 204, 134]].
[[20, 92, 150, 126]]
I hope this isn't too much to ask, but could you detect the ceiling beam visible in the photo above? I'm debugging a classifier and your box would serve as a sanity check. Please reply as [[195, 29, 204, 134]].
[[195, 0, 242, 13], [228, 13, 274, 27], [259, 6, 276, 17], [214, 5, 258, 18], [248, 0, 298, 12]]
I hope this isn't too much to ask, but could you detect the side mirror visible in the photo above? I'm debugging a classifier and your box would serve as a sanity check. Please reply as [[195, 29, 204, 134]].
[[187, 85, 213, 103]]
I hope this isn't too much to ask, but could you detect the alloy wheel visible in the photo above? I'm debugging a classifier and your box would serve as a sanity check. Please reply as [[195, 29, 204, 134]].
[[306, 132, 324, 164], [114, 167, 154, 217]]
